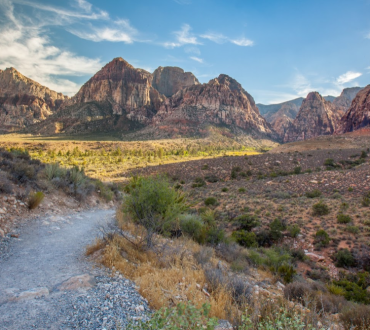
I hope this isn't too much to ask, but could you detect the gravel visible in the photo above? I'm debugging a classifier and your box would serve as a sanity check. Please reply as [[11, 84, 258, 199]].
[[0, 208, 151, 330]]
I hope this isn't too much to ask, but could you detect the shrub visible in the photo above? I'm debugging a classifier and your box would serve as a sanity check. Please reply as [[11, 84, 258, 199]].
[[348, 187, 354, 192], [204, 175, 218, 183], [221, 187, 228, 192], [44, 162, 63, 181], [277, 263, 296, 283], [201, 164, 209, 170], [0, 176, 13, 194], [235, 214, 260, 231], [362, 196, 370, 207], [346, 225, 359, 234], [12, 162, 36, 183], [327, 283, 346, 296], [269, 218, 287, 241], [305, 189, 322, 198], [340, 304, 370, 330], [204, 197, 217, 206], [95, 180, 114, 202], [287, 224, 300, 238], [312, 201, 330, 216], [192, 177, 206, 188], [324, 158, 335, 167], [232, 230, 258, 248], [180, 214, 204, 241], [333, 280, 370, 304], [314, 229, 330, 247], [128, 302, 218, 330], [193, 246, 214, 266], [337, 213, 352, 224], [291, 249, 306, 262], [124, 176, 187, 248], [204, 227, 226, 245], [27, 191, 45, 210], [293, 166, 301, 174], [360, 150, 367, 159], [238, 187, 246, 193], [255, 229, 273, 247], [335, 249, 355, 268], [271, 191, 291, 199]]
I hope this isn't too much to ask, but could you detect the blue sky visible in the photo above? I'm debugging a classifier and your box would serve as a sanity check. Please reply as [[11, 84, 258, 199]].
[[0, 0, 369, 104]]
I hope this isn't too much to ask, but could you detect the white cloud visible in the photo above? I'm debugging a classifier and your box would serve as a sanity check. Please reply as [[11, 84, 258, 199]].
[[200, 32, 227, 44], [68, 19, 138, 43], [190, 56, 203, 63], [163, 24, 201, 48], [231, 37, 254, 47], [336, 71, 362, 85], [184, 46, 201, 55], [292, 73, 312, 96], [366, 32, 370, 39], [0, 0, 103, 95]]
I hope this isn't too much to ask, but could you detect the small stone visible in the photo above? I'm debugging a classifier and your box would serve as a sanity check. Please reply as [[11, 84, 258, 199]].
[[276, 281, 285, 290], [16, 287, 49, 300], [58, 274, 96, 291]]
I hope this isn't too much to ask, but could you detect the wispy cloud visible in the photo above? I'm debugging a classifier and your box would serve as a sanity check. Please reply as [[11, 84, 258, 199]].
[[163, 24, 201, 48], [68, 19, 138, 43], [199, 32, 228, 44], [336, 71, 362, 85], [366, 32, 370, 39], [0, 0, 103, 95], [231, 37, 254, 47], [184, 46, 201, 55], [292, 73, 312, 96], [190, 56, 203, 63]]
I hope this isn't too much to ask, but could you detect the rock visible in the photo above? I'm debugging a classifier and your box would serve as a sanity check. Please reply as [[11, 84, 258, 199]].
[[16, 287, 49, 300], [305, 252, 325, 262], [332, 87, 363, 112], [135, 305, 145, 312], [215, 320, 233, 330], [0, 208, 6, 214], [152, 66, 199, 97], [0, 68, 67, 132], [336, 85, 370, 134], [10, 234, 19, 238], [0, 228, 4, 237], [57, 274, 96, 291], [276, 281, 285, 290], [284, 92, 344, 142], [152, 74, 277, 140]]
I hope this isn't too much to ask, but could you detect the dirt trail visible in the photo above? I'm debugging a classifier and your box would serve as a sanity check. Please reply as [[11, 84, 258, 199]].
[[0, 209, 150, 329]]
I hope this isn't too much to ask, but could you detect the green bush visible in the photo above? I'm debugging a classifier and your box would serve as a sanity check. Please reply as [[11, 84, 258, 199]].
[[238, 187, 246, 193], [293, 166, 301, 174], [269, 218, 287, 241], [27, 191, 45, 210], [128, 302, 218, 330], [333, 280, 370, 304], [221, 187, 228, 192], [192, 177, 206, 188], [312, 201, 330, 216], [204, 197, 217, 206], [314, 229, 330, 247], [95, 180, 114, 202], [335, 249, 355, 268], [235, 214, 260, 231], [277, 263, 296, 284], [180, 214, 204, 241], [337, 213, 352, 224], [124, 176, 187, 248], [362, 196, 370, 207], [287, 224, 300, 238], [305, 189, 322, 198], [232, 230, 258, 248], [44, 162, 63, 180]]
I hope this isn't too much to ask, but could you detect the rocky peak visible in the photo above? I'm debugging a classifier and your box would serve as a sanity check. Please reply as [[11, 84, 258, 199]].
[[152, 74, 276, 139], [284, 91, 344, 142], [70, 58, 165, 122], [333, 87, 363, 111], [335, 85, 370, 134], [152, 66, 199, 97], [0, 68, 67, 132]]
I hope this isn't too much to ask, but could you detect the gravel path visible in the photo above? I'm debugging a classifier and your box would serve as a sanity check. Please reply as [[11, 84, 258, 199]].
[[0, 209, 150, 330]]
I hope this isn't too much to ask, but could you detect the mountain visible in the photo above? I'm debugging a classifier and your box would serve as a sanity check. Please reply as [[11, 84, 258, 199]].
[[0, 68, 67, 132], [257, 98, 304, 117], [149, 74, 277, 139], [284, 92, 344, 142], [24, 59, 277, 141], [152, 66, 199, 97], [323, 95, 336, 102], [332, 87, 363, 112], [335, 85, 370, 134]]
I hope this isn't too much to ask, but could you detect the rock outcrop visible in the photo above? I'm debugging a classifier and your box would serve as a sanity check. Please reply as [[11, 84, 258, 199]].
[[332, 87, 363, 112], [335, 85, 370, 134], [0, 68, 67, 132], [68, 57, 165, 123], [152, 74, 276, 139], [257, 98, 303, 117], [284, 92, 344, 142], [152, 66, 199, 97]]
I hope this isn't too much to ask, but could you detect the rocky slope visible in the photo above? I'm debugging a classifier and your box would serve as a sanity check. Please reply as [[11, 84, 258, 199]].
[[0, 68, 67, 132], [284, 92, 344, 142], [152, 66, 199, 97], [150, 74, 277, 139], [336, 85, 370, 134], [332, 87, 363, 112], [257, 98, 303, 117]]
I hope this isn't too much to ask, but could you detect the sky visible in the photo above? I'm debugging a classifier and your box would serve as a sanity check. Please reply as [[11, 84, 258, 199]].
[[0, 0, 369, 104]]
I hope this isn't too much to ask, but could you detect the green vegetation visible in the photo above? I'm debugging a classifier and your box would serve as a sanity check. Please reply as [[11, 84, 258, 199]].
[[305, 189, 322, 198], [337, 213, 352, 224], [334, 249, 355, 268], [27, 191, 44, 210], [314, 229, 330, 247], [232, 230, 257, 248], [204, 197, 218, 206], [312, 201, 330, 216]]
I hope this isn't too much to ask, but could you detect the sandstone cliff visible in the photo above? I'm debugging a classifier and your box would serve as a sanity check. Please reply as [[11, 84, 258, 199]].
[[68, 57, 165, 123], [151, 74, 277, 139], [332, 87, 363, 112], [335, 85, 370, 134], [152, 66, 199, 97], [0, 68, 67, 132], [284, 92, 344, 142]]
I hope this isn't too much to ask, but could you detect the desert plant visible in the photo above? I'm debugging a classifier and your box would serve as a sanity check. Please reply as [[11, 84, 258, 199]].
[[337, 213, 352, 224], [204, 197, 217, 206], [44, 162, 63, 181], [340, 304, 370, 330], [312, 201, 330, 216], [235, 214, 260, 231], [277, 263, 296, 283], [128, 302, 218, 330], [287, 224, 301, 238], [232, 230, 258, 248], [179, 214, 204, 241], [305, 189, 322, 198], [123, 176, 187, 248], [192, 177, 206, 188], [269, 218, 287, 241], [221, 187, 228, 192], [27, 191, 45, 210], [314, 229, 330, 247], [334, 249, 355, 268]]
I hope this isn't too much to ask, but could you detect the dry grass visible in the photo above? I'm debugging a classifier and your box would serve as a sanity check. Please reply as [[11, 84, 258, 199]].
[[27, 191, 45, 209]]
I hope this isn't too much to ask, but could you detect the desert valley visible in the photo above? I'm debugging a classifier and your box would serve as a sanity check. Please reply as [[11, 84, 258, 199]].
[[1, 0, 370, 329]]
